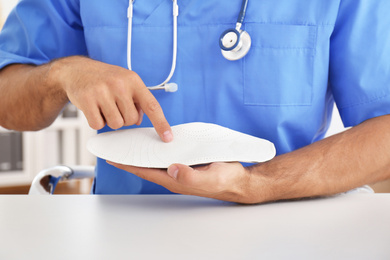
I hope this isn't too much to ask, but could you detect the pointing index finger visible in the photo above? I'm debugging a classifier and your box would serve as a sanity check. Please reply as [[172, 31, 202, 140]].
[[135, 86, 173, 143]]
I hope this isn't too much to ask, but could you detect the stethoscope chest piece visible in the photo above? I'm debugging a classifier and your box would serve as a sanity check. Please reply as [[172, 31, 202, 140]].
[[220, 29, 251, 61], [219, 0, 251, 61]]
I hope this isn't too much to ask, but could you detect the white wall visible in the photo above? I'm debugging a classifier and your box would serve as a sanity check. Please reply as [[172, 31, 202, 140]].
[[0, 0, 18, 25], [326, 106, 347, 137]]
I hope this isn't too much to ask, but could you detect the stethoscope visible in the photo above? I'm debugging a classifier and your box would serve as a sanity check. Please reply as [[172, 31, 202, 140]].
[[127, 0, 251, 92]]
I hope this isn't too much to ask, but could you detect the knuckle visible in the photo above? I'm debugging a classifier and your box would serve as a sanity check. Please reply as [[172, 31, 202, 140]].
[[82, 108, 104, 130], [127, 70, 141, 82], [111, 78, 128, 96], [124, 112, 139, 126], [108, 118, 124, 130], [92, 84, 110, 98], [88, 120, 104, 130], [95, 79, 125, 98], [124, 71, 143, 90], [146, 99, 161, 113]]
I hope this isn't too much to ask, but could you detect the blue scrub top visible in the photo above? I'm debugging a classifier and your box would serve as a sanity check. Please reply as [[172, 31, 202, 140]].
[[1, 0, 390, 194]]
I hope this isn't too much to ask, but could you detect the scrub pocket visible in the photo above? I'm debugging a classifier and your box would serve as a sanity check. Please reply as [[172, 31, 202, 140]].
[[243, 23, 317, 106]]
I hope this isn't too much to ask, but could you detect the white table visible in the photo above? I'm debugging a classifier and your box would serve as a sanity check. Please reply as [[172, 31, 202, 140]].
[[0, 194, 389, 260]]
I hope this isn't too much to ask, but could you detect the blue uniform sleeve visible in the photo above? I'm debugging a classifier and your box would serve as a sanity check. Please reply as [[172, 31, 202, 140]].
[[0, 0, 87, 69], [329, 0, 390, 127]]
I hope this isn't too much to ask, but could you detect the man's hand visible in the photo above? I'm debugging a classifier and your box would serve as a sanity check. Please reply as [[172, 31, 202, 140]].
[[49, 56, 172, 142], [108, 115, 390, 204], [107, 161, 265, 204]]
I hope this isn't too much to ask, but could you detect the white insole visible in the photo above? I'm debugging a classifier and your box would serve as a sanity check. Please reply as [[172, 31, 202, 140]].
[[87, 122, 276, 168]]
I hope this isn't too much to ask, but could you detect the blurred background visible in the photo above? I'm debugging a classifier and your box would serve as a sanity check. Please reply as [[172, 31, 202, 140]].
[[0, 0, 389, 194], [0, 0, 95, 194]]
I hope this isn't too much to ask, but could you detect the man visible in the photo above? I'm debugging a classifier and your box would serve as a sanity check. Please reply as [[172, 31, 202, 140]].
[[0, 0, 389, 203]]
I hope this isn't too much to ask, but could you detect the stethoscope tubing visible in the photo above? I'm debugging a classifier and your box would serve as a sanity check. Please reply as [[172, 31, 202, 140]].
[[127, 0, 178, 91], [237, 0, 249, 24], [127, 0, 249, 91]]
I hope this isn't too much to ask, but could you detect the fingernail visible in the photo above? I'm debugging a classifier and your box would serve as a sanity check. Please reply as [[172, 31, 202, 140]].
[[163, 130, 173, 142], [167, 165, 179, 179]]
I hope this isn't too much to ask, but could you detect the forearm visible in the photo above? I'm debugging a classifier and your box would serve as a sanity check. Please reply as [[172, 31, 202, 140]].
[[249, 115, 390, 203], [0, 63, 68, 131]]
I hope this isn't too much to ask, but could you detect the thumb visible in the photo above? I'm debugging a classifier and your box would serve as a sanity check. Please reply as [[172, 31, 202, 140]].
[[167, 164, 196, 184]]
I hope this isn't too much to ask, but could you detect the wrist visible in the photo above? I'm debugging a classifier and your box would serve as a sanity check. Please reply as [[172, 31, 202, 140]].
[[244, 157, 306, 204], [45, 59, 68, 100], [45, 56, 88, 99], [242, 163, 277, 204]]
